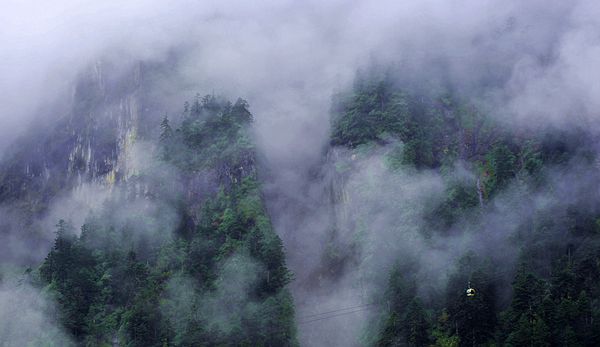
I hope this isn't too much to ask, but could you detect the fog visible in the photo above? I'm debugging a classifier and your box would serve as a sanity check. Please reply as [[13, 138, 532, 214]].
[[0, 279, 74, 346], [2, 0, 600, 345], [4, 0, 598, 150]]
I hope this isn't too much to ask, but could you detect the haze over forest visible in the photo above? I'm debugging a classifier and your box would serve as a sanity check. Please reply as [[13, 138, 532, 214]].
[[2, 1, 600, 346]]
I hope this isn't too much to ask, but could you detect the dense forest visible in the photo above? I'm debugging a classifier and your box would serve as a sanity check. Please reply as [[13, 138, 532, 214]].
[[4, 2, 600, 347], [328, 76, 600, 347], [1, 69, 600, 346], [13, 96, 297, 346], [9, 73, 600, 347]]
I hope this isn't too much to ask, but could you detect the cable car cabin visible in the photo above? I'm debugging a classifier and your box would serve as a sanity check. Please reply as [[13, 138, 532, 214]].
[[466, 287, 476, 297]]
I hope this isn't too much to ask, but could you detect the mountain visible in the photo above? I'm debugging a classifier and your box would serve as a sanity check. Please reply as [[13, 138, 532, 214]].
[[0, 65, 296, 346], [2, 65, 600, 347], [324, 76, 600, 347]]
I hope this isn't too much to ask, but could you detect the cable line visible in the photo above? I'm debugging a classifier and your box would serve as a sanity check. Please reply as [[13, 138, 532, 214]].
[[298, 306, 377, 325], [298, 302, 377, 320]]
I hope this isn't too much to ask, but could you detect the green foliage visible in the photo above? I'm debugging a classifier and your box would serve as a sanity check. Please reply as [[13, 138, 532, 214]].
[[331, 78, 501, 170], [376, 265, 428, 347], [405, 299, 431, 347], [163, 95, 255, 175], [39, 220, 101, 338], [331, 79, 405, 148], [432, 315, 460, 347], [424, 177, 480, 231], [483, 144, 516, 195], [36, 96, 297, 346], [19, 70, 600, 347], [332, 76, 600, 347], [444, 254, 497, 347]]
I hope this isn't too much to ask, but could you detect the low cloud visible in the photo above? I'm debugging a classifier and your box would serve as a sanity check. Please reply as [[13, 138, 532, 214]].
[[0, 280, 74, 347]]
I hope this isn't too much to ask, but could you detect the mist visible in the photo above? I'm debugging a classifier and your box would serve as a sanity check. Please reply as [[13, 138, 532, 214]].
[[0, 279, 74, 346], [4, 0, 598, 150], [2, 0, 600, 346]]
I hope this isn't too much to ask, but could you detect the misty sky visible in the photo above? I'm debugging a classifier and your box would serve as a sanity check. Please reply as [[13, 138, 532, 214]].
[[2, 0, 600, 156]]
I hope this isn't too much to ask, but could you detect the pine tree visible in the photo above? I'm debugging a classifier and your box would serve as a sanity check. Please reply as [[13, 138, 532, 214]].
[[159, 115, 173, 142], [39, 220, 100, 339], [405, 299, 430, 346], [510, 267, 546, 317]]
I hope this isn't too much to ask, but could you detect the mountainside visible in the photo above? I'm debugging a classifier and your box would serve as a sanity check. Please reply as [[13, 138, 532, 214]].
[[3, 65, 600, 347], [323, 77, 600, 346], [0, 65, 296, 346], [2, 2, 600, 344], [36, 95, 296, 346], [0, 61, 157, 266]]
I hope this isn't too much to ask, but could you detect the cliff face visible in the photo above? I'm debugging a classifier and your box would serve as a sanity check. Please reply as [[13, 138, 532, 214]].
[[0, 61, 146, 202], [30, 91, 297, 346], [67, 60, 142, 187], [0, 61, 158, 265], [0, 58, 266, 266]]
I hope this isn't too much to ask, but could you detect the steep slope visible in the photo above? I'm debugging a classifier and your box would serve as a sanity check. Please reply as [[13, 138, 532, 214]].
[[35, 96, 297, 346], [0, 61, 297, 346], [326, 76, 600, 346], [4, 63, 600, 347], [0, 61, 156, 266]]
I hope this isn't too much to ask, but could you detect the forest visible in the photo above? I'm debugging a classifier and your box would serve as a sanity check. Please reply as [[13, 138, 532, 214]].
[[2, 74, 598, 346], [9, 96, 296, 346], [330, 76, 600, 347], [2, 2, 600, 347]]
